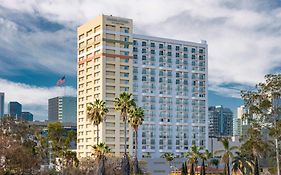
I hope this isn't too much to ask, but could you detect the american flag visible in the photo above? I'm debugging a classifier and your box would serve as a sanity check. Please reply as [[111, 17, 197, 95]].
[[56, 76, 65, 86]]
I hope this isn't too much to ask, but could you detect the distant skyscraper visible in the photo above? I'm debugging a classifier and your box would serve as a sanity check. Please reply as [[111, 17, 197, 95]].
[[209, 105, 233, 137], [8, 101, 22, 117], [236, 105, 251, 136], [21, 112, 33, 121], [0, 93, 4, 117], [48, 96, 77, 123]]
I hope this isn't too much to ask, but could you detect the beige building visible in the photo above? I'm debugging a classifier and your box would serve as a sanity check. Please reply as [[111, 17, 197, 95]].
[[77, 15, 134, 158]]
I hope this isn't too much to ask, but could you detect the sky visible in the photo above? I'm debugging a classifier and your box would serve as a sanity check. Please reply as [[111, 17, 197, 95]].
[[0, 0, 281, 120]]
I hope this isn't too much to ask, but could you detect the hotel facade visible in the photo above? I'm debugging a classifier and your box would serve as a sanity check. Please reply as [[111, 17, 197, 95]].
[[77, 15, 208, 158]]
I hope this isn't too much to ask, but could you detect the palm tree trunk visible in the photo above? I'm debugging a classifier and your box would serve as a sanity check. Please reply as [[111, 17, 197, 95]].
[[122, 112, 130, 175], [97, 124, 99, 144], [190, 163, 195, 175], [200, 159, 205, 175], [254, 156, 260, 175], [133, 129, 139, 174], [97, 156, 105, 175], [124, 119, 127, 154], [227, 162, 230, 175]]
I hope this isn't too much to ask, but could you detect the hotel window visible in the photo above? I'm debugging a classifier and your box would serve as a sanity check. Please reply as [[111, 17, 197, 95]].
[[79, 34, 85, 40], [176, 46, 180, 51], [120, 65, 129, 70], [78, 56, 84, 61], [133, 40, 137, 45], [94, 25, 101, 32], [106, 64, 115, 69], [167, 45, 172, 50], [86, 46, 92, 51], [120, 80, 129, 84], [106, 93, 115, 98], [120, 58, 129, 63], [86, 30, 93, 36], [142, 41, 146, 46], [79, 49, 84, 55], [176, 53, 180, 57], [79, 42, 85, 48], [86, 38, 92, 45], [151, 50, 155, 54], [106, 78, 115, 84], [159, 51, 164, 56], [120, 51, 129, 56], [192, 48, 196, 53], [184, 47, 188, 52], [150, 42, 155, 47], [106, 86, 115, 91], [167, 52, 172, 56], [94, 34, 101, 41], [120, 87, 129, 92], [94, 79, 100, 84], [121, 73, 129, 78], [106, 71, 115, 76], [106, 24, 115, 31], [106, 49, 115, 54], [159, 43, 164, 49], [106, 33, 115, 40], [120, 27, 129, 33]]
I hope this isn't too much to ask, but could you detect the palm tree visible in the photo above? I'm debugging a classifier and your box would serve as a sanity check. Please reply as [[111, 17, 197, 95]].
[[92, 142, 111, 175], [215, 138, 238, 175], [161, 152, 174, 173], [185, 144, 202, 175], [231, 151, 253, 175], [114, 92, 136, 175], [200, 150, 212, 175], [87, 99, 108, 144], [128, 106, 144, 174]]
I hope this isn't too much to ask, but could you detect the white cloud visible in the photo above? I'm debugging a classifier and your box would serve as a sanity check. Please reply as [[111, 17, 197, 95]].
[[0, 0, 281, 99], [0, 78, 76, 120]]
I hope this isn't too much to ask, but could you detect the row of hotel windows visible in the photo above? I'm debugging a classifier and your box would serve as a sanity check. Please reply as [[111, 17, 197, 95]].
[[133, 40, 205, 53], [79, 25, 130, 40], [134, 48, 205, 57]]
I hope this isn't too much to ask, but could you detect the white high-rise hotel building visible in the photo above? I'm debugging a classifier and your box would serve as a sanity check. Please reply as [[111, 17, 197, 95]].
[[77, 15, 208, 158]]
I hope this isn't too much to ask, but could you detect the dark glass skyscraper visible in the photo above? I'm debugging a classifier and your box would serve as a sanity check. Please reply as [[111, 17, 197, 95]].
[[48, 96, 77, 123], [0, 93, 4, 117], [8, 101, 22, 117], [209, 105, 233, 137], [21, 112, 33, 121]]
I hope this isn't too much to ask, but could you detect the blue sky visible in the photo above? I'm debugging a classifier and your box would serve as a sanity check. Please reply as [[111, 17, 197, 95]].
[[0, 0, 281, 120]]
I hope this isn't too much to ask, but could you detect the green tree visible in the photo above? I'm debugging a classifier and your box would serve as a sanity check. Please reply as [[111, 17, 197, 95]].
[[185, 144, 202, 175], [114, 92, 136, 175], [87, 99, 109, 144], [128, 106, 144, 174], [241, 74, 281, 175], [161, 152, 174, 173], [200, 150, 212, 175], [240, 124, 271, 175], [47, 122, 77, 168], [214, 138, 238, 175], [92, 142, 111, 175]]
